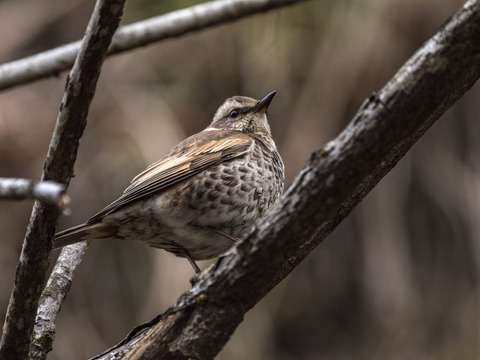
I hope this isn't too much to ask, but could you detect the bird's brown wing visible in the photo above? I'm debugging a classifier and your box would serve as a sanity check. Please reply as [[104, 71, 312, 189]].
[[87, 131, 253, 224]]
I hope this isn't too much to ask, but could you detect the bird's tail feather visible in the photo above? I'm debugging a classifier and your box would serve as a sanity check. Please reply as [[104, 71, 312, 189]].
[[54, 223, 91, 249]]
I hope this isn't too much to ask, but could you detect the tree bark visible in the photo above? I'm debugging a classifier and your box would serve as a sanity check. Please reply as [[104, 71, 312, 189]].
[[0, 1, 126, 359]]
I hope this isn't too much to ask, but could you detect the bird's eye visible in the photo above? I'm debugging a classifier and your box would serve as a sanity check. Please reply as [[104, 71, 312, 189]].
[[230, 110, 239, 118]]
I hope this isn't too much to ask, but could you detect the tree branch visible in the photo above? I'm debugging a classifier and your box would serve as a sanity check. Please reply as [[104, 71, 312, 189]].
[[29, 243, 89, 360], [87, 0, 480, 358], [0, 1, 126, 359], [0, 178, 68, 206], [0, 0, 312, 92]]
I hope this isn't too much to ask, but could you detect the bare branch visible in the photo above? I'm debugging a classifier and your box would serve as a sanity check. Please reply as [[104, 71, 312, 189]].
[[0, 178, 68, 206], [29, 243, 89, 360], [0, 0, 126, 359], [87, 1, 480, 358], [0, 0, 312, 91]]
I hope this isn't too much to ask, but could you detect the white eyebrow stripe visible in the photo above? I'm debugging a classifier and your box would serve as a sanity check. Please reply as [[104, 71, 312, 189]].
[[204, 127, 221, 131]]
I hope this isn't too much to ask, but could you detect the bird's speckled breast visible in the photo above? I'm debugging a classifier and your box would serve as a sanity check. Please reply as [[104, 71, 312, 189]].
[[139, 139, 285, 259]]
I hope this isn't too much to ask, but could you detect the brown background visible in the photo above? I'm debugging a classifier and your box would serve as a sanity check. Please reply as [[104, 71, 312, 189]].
[[0, 0, 478, 359]]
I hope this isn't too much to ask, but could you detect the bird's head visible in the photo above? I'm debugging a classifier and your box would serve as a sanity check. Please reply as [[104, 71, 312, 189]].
[[208, 91, 277, 142]]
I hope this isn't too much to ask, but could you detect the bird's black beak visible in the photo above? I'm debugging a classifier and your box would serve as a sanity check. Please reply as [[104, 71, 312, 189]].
[[252, 91, 276, 113]]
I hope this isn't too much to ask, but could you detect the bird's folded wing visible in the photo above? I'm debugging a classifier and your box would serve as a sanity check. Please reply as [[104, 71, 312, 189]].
[[87, 133, 253, 224]]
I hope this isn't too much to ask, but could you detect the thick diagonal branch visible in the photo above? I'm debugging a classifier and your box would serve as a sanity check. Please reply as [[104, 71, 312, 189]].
[[91, 1, 480, 359], [0, 1, 126, 360]]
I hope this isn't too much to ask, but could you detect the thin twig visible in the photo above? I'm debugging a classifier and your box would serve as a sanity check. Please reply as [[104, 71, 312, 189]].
[[30, 243, 89, 360], [0, 0, 126, 359], [0, 0, 312, 91], [0, 177, 68, 206]]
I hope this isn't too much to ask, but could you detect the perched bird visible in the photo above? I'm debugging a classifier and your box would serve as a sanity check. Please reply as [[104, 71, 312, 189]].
[[54, 91, 285, 272]]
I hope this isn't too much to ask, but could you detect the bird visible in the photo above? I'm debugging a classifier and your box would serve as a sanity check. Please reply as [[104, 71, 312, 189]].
[[54, 91, 285, 273]]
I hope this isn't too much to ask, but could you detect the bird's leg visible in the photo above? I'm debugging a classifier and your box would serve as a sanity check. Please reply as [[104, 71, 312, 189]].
[[178, 246, 201, 274], [179, 228, 240, 275]]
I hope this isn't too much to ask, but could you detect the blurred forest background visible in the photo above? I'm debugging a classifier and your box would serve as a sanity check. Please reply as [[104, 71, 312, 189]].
[[0, 0, 479, 359]]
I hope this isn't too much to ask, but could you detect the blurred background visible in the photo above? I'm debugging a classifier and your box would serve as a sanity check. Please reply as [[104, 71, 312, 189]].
[[0, 0, 479, 359]]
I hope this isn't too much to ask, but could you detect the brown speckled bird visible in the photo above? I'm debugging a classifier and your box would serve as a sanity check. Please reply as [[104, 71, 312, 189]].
[[54, 91, 285, 272]]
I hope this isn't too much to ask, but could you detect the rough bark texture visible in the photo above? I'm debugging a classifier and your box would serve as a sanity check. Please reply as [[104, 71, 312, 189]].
[[29, 243, 89, 359], [0, 1, 126, 359], [90, 1, 480, 359], [0, 0, 312, 91]]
